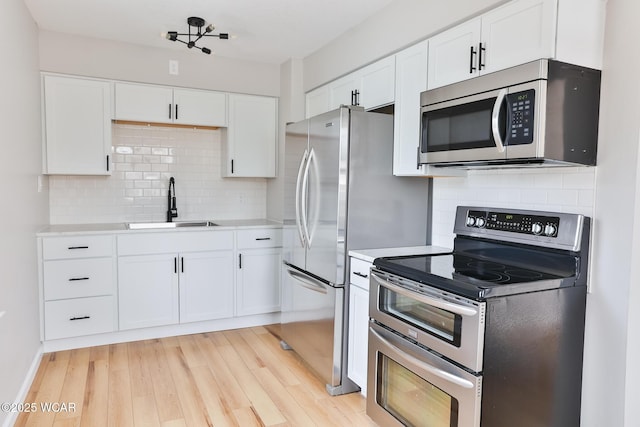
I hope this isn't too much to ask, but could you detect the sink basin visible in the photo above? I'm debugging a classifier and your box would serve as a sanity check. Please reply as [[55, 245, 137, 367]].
[[126, 221, 218, 230]]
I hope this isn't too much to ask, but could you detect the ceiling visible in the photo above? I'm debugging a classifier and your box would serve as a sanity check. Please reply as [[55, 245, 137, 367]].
[[23, 0, 396, 64]]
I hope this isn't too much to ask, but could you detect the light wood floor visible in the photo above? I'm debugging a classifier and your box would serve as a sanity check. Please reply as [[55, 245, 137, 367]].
[[15, 326, 378, 427]]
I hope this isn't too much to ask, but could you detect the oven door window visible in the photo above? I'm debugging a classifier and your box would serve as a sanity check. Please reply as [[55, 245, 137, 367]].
[[378, 354, 458, 427], [380, 286, 462, 347], [421, 97, 503, 153]]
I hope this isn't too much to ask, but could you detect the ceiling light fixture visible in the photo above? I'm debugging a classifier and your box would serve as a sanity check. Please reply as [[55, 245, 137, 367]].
[[162, 16, 229, 55]]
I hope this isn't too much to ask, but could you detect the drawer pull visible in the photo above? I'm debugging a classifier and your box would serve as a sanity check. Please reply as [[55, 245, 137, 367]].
[[255, 237, 272, 241], [353, 272, 369, 279], [69, 277, 90, 282], [69, 316, 91, 321], [68, 246, 89, 250]]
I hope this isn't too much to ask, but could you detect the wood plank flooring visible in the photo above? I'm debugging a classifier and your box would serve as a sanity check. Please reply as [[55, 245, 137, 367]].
[[15, 326, 378, 427]]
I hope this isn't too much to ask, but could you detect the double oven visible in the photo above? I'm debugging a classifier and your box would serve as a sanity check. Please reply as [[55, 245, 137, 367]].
[[366, 206, 590, 427]]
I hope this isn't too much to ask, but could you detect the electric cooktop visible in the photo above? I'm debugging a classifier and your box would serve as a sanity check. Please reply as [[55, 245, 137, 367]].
[[374, 252, 575, 300]]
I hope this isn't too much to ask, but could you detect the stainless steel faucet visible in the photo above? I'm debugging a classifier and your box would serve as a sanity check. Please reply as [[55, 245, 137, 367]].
[[167, 177, 178, 222]]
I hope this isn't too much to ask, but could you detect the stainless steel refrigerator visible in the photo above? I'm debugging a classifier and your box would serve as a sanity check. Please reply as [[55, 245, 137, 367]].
[[280, 106, 430, 395]]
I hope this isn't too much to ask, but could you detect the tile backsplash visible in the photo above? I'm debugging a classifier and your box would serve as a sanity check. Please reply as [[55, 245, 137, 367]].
[[49, 124, 267, 224], [431, 167, 596, 248]]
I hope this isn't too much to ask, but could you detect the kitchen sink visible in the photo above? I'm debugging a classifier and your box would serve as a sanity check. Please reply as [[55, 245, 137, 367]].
[[126, 221, 219, 230]]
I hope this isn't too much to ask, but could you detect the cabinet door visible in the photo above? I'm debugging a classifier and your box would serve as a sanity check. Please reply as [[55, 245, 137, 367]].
[[114, 82, 174, 123], [359, 56, 396, 110], [224, 94, 277, 177], [348, 284, 369, 395], [173, 88, 227, 127], [328, 73, 361, 110], [179, 251, 234, 323], [393, 41, 428, 176], [480, 0, 557, 75], [427, 18, 482, 89], [43, 75, 112, 175], [236, 248, 282, 316], [118, 254, 179, 330], [306, 85, 330, 119]]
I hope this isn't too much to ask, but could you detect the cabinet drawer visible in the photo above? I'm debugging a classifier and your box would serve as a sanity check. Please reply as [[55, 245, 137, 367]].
[[42, 235, 114, 260], [350, 258, 372, 291], [44, 296, 116, 340], [236, 228, 282, 249], [118, 230, 234, 255], [43, 258, 114, 301]]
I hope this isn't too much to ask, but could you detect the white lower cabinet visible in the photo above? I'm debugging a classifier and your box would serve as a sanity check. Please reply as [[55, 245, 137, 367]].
[[348, 257, 373, 395], [236, 228, 282, 316], [180, 251, 234, 323], [117, 253, 180, 330], [117, 231, 235, 330]]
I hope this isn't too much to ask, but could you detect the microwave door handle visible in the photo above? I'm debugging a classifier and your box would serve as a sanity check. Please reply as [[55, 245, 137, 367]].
[[372, 273, 477, 317], [370, 327, 474, 389], [491, 89, 507, 153], [295, 150, 309, 248]]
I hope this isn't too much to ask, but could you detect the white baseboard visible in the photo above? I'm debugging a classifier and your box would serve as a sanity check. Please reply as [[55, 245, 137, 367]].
[[42, 312, 281, 352], [2, 345, 44, 427]]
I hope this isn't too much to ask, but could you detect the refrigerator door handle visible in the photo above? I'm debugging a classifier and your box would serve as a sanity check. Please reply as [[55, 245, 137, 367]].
[[285, 265, 329, 294], [306, 148, 320, 247], [301, 148, 314, 248], [295, 149, 309, 248]]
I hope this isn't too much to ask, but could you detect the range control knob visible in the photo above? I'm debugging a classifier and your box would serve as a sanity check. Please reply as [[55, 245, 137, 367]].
[[544, 223, 557, 237], [466, 216, 476, 227], [531, 222, 543, 235], [476, 217, 486, 228]]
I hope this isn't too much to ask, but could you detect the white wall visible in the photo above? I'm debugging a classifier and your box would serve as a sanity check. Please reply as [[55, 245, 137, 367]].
[[0, 1, 48, 426], [584, 0, 640, 425], [303, 0, 506, 91], [39, 30, 280, 97]]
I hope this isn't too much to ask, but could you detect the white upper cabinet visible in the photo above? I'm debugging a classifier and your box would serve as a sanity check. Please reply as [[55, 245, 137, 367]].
[[480, 0, 557, 74], [393, 41, 428, 176], [428, 0, 558, 89], [114, 82, 227, 127], [359, 55, 396, 110], [328, 73, 361, 111], [305, 85, 330, 119], [223, 94, 278, 178], [309, 55, 396, 117], [427, 19, 483, 89], [42, 75, 112, 175], [172, 88, 227, 127]]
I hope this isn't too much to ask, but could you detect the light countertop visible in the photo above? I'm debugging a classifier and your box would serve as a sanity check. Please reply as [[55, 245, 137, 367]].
[[349, 245, 452, 263], [37, 219, 282, 237]]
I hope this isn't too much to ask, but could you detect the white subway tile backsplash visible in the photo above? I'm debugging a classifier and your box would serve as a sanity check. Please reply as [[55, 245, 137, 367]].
[[432, 167, 597, 248], [49, 124, 267, 224]]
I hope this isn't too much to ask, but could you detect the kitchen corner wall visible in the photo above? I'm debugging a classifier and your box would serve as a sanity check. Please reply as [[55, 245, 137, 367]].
[[49, 124, 266, 224], [431, 167, 596, 247]]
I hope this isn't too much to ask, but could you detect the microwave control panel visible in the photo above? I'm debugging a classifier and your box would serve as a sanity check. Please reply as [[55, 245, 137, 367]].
[[466, 210, 559, 238], [506, 90, 535, 146]]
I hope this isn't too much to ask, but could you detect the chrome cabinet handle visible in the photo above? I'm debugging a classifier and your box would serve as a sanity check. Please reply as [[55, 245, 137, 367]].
[[353, 272, 369, 279], [67, 246, 89, 250], [371, 327, 474, 389], [372, 272, 477, 317], [69, 316, 90, 321], [491, 89, 507, 153], [68, 277, 90, 282]]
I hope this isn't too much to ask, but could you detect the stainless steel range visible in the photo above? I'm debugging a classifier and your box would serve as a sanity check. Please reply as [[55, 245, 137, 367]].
[[367, 206, 590, 427]]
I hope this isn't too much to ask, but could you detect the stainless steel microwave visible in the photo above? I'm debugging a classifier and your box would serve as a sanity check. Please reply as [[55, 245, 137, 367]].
[[419, 59, 601, 168]]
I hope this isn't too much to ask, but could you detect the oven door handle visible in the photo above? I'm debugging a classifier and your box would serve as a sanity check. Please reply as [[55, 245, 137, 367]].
[[372, 273, 478, 317], [371, 327, 475, 389]]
